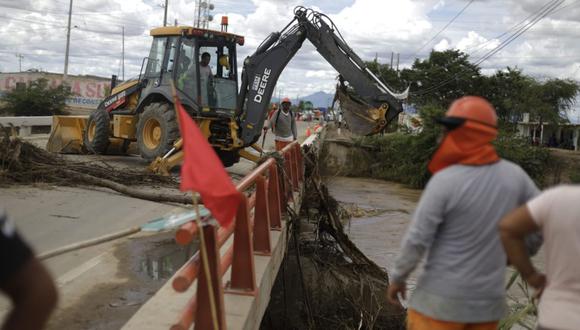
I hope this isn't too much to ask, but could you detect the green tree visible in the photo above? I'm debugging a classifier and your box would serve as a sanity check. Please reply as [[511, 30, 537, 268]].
[[406, 50, 483, 107], [367, 51, 578, 127], [535, 78, 579, 123], [366, 58, 408, 92], [483, 67, 534, 124], [0, 78, 73, 116], [484, 69, 578, 127]]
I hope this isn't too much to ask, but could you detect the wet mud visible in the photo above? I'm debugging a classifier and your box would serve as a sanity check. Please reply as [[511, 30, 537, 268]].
[[47, 232, 198, 330]]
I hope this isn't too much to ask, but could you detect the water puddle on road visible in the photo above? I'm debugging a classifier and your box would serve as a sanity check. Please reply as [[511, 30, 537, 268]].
[[47, 232, 199, 330], [132, 234, 198, 282]]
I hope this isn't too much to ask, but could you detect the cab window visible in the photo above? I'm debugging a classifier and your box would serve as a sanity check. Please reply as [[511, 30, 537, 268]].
[[198, 44, 237, 110], [176, 38, 198, 102], [145, 37, 167, 77]]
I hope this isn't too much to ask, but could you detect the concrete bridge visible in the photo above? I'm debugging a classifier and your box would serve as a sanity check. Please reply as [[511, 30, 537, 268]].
[[123, 132, 322, 330]]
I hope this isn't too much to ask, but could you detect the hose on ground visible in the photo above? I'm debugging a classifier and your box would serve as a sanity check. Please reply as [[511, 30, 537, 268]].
[[38, 226, 142, 260]]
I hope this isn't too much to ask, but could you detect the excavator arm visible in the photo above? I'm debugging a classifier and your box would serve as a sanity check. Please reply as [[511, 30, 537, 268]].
[[238, 6, 408, 145]]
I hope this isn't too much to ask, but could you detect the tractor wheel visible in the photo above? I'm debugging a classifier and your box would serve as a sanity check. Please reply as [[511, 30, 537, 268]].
[[137, 102, 179, 161], [83, 108, 111, 154]]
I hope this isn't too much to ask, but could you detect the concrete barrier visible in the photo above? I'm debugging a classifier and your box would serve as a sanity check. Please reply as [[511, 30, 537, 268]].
[[0, 116, 52, 136]]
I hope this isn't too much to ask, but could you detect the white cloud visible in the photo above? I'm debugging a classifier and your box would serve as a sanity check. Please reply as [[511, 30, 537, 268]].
[[456, 31, 499, 53], [434, 38, 450, 51], [0, 0, 578, 98]]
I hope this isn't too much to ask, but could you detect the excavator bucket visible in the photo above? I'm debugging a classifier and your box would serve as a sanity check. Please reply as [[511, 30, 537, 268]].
[[335, 88, 388, 136], [46, 116, 88, 153]]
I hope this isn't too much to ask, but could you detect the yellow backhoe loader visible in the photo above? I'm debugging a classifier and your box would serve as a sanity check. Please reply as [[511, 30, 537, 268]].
[[47, 7, 407, 174]]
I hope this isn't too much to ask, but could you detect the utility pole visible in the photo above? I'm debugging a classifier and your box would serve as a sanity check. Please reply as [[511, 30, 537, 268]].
[[390, 52, 394, 69], [396, 53, 400, 71], [163, 0, 168, 26], [15, 53, 24, 72], [63, 0, 73, 81], [122, 26, 125, 81]]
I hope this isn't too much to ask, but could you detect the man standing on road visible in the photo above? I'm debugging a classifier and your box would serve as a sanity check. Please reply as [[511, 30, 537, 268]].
[[0, 209, 58, 329], [264, 97, 297, 151], [500, 185, 580, 330], [386, 96, 541, 330]]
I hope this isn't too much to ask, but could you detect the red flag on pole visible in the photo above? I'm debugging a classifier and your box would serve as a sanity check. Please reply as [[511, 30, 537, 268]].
[[175, 97, 242, 228]]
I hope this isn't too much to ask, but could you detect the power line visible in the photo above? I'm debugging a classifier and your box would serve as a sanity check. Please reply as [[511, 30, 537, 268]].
[[0, 4, 147, 29], [465, 0, 560, 59], [473, 0, 563, 67], [407, 0, 475, 60], [411, 0, 565, 97]]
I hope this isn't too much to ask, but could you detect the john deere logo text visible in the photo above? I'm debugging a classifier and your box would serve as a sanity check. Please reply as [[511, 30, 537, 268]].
[[253, 68, 271, 104]]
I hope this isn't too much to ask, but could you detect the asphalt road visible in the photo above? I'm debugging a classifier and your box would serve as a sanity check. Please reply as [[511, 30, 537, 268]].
[[0, 120, 311, 328]]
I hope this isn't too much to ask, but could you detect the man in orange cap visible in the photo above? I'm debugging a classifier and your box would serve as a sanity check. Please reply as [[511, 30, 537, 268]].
[[264, 97, 297, 151], [387, 96, 541, 330]]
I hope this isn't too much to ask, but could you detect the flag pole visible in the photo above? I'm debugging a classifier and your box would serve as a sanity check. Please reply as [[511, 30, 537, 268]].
[[170, 81, 221, 328], [194, 194, 220, 329]]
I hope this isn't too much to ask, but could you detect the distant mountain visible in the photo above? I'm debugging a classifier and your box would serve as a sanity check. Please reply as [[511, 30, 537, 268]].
[[271, 91, 334, 108]]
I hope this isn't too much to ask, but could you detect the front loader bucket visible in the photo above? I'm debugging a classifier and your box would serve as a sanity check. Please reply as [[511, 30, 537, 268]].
[[46, 116, 88, 153]]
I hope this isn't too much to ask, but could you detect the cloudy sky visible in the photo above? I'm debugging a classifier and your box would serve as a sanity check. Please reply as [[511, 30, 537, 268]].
[[1, 0, 579, 119]]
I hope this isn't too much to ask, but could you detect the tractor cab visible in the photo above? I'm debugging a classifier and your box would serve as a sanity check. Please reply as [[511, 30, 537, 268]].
[[46, 25, 246, 165], [143, 26, 244, 118]]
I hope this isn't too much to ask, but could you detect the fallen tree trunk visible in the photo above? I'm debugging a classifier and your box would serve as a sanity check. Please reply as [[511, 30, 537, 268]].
[[0, 132, 196, 205], [61, 169, 195, 205]]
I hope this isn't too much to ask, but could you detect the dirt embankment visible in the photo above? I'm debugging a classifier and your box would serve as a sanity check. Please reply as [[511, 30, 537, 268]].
[[321, 125, 580, 188], [544, 148, 580, 185]]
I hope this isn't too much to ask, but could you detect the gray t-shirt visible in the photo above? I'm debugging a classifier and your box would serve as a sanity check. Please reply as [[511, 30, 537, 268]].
[[391, 160, 539, 322], [269, 109, 297, 140]]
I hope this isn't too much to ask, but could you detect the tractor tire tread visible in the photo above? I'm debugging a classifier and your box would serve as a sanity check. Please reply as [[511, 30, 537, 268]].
[[137, 102, 180, 161], [84, 108, 110, 154]]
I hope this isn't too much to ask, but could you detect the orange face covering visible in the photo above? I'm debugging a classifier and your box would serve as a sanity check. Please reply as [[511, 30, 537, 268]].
[[428, 120, 500, 174]]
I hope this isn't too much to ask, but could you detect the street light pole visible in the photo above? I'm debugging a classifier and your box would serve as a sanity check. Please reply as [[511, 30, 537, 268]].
[[122, 26, 125, 81], [163, 0, 168, 26], [16, 53, 24, 72], [63, 0, 73, 81]]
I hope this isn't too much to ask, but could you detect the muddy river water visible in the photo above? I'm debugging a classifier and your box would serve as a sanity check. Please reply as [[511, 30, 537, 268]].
[[326, 176, 422, 292], [326, 176, 542, 328]]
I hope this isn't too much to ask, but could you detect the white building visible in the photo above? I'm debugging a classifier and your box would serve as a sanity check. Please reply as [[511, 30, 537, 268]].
[[517, 113, 580, 151], [0, 71, 112, 115]]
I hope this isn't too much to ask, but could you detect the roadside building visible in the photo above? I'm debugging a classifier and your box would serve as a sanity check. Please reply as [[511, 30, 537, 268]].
[[0, 71, 112, 115], [517, 113, 580, 151]]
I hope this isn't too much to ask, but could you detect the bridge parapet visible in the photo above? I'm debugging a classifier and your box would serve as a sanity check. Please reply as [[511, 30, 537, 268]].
[[123, 131, 326, 330]]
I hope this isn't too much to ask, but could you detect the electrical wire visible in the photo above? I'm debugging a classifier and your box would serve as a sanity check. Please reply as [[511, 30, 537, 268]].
[[473, 0, 564, 67], [407, 0, 475, 60], [411, 0, 564, 97], [463, 0, 559, 58]]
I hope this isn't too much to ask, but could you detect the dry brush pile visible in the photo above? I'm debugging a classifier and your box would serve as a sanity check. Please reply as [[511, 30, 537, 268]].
[[261, 144, 405, 330], [0, 129, 191, 204]]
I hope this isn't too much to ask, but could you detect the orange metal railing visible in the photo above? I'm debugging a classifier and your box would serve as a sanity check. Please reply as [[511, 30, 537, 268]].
[[170, 141, 304, 330]]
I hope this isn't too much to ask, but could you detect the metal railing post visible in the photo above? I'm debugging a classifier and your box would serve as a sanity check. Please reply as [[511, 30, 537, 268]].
[[228, 194, 257, 294], [296, 144, 304, 183], [253, 175, 271, 254], [268, 164, 282, 229], [291, 145, 299, 189], [194, 225, 226, 330], [284, 152, 293, 198]]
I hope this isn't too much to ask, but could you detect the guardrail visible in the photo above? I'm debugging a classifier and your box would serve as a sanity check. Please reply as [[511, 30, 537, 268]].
[[0, 116, 52, 136], [169, 141, 304, 330]]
